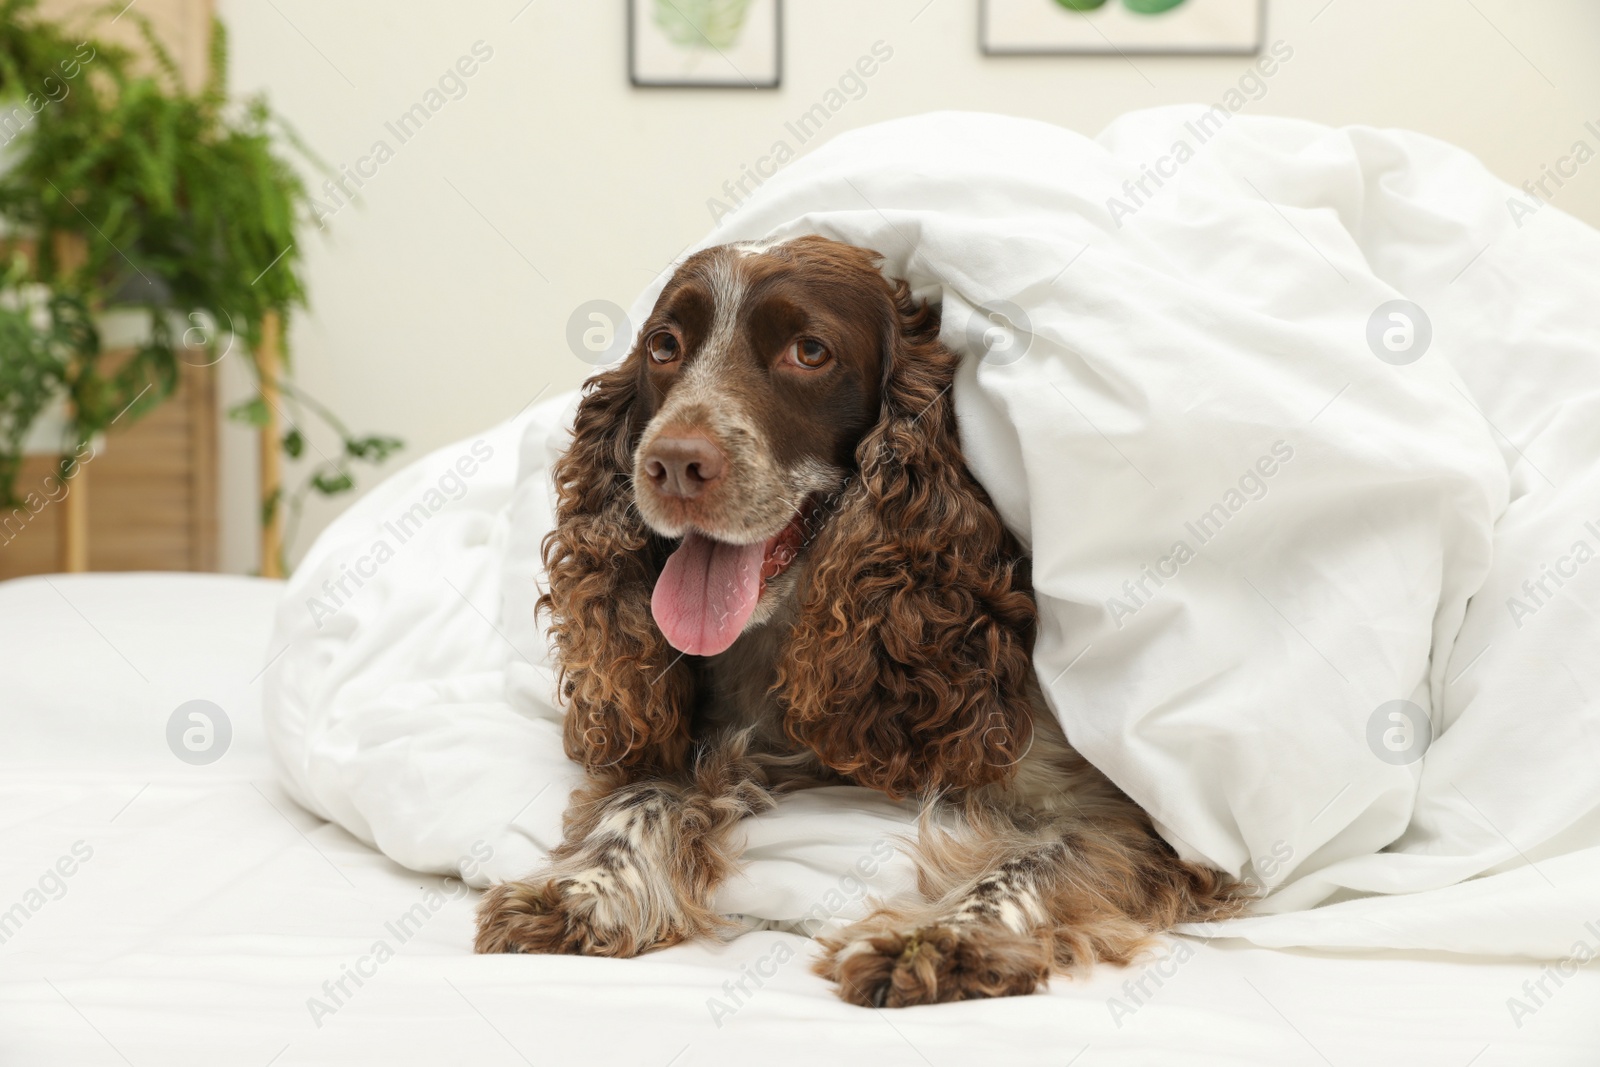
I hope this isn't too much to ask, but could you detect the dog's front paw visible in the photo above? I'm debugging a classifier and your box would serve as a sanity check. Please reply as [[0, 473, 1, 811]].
[[474, 877, 625, 956], [816, 921, 1050, 1007], [475, 872, 688, 957], [474, 879, 570, 955]]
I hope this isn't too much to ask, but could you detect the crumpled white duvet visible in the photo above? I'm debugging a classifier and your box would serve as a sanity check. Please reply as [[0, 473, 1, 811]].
[[265, 108, 1600, 959]]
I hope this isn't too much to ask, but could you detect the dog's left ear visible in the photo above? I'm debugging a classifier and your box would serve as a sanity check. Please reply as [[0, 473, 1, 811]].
[[777, 280, 1037, 799]]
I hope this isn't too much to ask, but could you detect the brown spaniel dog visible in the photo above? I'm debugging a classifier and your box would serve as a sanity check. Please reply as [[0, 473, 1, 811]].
[[475, 235, 1244, 1006]]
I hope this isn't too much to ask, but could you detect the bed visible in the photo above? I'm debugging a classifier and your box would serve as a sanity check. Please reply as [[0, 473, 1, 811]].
[[11, 106, 1600, 1064], [0, 577, 1591, 1065]]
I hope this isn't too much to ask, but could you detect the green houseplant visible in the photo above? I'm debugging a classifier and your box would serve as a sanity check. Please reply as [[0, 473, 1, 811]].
[[0, 0, 399, 571]]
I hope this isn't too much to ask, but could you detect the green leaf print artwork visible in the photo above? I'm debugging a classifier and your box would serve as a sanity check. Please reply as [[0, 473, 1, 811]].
[[1053, 0, 1190, 13], [654, 0, 754, 52]]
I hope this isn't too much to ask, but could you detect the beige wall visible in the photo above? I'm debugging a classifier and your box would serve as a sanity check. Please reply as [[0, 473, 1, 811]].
[[212, 0, 1600, 570]]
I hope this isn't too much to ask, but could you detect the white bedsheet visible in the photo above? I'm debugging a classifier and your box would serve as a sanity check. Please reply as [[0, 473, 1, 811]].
[[3, 574, 1598, 1064], [266, 108, 1600, 964]]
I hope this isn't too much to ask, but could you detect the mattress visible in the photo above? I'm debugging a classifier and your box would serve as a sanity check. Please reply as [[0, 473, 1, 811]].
[[2, 572, 1596, 1065]]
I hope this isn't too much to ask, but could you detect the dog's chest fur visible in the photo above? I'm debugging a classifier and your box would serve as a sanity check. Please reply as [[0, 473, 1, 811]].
[[693, 583, 815, 761]]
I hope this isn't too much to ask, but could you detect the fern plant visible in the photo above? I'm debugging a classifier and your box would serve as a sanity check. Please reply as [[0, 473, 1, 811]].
[[0, 0, 399, 569], [0, 262, 92, 504]]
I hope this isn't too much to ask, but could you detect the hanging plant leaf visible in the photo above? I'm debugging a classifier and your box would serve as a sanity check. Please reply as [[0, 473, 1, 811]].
[[227, 396, 271, 427], [282, 427, 303, 458], [344, 434, 404, 462], [310, 467, 355, 495]]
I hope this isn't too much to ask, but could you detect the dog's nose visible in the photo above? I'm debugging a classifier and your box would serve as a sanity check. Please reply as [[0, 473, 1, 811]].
[[643, 432, 725, 499]]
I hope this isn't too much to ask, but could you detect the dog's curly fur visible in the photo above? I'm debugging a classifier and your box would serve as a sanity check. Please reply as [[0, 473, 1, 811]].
[[775, 284, 1038, 798], [538, 359, 697, 775], [478, 236, 1248, 1005]]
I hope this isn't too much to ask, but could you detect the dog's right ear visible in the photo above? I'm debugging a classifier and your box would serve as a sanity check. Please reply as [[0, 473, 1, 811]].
[[776, 279, 1038, 799], [539, 359, 696, 776]]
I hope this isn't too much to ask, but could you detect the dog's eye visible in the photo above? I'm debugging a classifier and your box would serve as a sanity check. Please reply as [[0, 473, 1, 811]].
[[646, 330, 681, 364], [786, 338, 831, 369]]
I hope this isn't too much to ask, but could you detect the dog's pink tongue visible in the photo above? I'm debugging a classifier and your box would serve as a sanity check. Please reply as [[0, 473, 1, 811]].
[[652, 531, 767, 656]]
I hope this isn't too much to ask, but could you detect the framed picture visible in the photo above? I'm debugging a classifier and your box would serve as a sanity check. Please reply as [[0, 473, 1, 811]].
[[629, 0, 782, 89], [981, 0, 1264, 57]]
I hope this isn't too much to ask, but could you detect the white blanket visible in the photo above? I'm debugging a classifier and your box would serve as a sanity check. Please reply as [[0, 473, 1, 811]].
[[265, 107, 1600, 960]]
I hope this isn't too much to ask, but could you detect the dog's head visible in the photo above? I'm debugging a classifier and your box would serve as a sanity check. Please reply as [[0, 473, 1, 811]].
[[628, 236, 891, 654], [545, 235, 1037, 794]]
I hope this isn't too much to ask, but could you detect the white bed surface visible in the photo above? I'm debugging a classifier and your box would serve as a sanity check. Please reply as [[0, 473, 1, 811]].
[[3, 573, 1597, 1065]]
